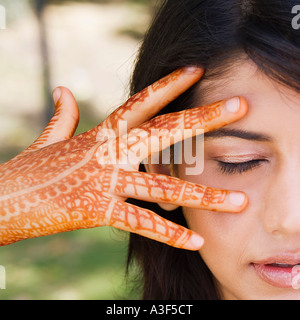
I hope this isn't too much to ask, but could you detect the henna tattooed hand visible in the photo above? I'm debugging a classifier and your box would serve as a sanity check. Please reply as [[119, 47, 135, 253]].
[[0, 67, 248, 250]]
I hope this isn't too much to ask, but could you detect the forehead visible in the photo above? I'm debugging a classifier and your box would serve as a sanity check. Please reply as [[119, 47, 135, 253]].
[[196, 60, 283, 106], [194, 60, 300, 148]]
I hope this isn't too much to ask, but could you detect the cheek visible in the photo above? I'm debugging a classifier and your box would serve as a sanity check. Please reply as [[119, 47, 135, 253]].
[[183, 207, 249, 262], [176, 160, 273, 295], [182, 206, 259, 297], [182, 181, 266, 267]]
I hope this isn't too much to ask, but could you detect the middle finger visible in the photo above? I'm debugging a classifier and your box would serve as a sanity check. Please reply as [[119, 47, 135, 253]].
[[111, 170, 247, 212], [112, 96, 248, 166]]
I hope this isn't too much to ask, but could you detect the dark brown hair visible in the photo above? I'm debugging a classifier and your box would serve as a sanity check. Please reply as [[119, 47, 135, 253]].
[[126, 0, 300, 300]]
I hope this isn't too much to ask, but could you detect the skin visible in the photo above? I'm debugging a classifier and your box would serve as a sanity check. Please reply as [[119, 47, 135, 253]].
[[164, 60, 300, 300], [0, 67, 248, 250]]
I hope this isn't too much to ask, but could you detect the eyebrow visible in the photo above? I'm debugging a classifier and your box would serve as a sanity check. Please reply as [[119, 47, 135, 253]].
[[204, 128, 272, 142]]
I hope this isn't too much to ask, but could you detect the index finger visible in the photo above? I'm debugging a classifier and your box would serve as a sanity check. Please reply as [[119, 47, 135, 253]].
[[94, 67, 204, 139]]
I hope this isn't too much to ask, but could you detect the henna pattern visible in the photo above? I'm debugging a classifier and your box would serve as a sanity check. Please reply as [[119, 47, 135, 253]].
[[0, 68, 246, 249], [112, 171, 227, 207], [151, 69, 184, 92], [11, 99, 79, 162], [107, 100, 224, 166], [98, 88, 150, 132]]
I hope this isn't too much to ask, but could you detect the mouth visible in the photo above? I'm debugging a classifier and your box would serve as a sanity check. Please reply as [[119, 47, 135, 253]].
[[251, 255, 300, 289]]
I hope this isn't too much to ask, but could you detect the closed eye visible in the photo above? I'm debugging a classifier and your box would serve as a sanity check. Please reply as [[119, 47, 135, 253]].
[[217, 159, 268, 175]]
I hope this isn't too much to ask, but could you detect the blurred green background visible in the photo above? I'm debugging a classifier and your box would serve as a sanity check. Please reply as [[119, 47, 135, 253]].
[[0, 0, 159, 300]]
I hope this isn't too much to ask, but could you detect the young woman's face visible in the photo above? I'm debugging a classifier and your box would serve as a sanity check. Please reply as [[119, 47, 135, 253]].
[[178, 60, 300, 300]]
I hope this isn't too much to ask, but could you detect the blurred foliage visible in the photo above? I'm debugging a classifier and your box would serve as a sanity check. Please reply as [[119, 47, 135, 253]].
[[0, 228, 140, 300], [29, 0, 160, 12], [45, 0, 158, 6], [0, 0, 158, 300], [0, 0, 160, 23]]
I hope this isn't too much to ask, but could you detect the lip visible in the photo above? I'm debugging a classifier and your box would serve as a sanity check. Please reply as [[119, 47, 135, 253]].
[[251, 253, 300, 289]]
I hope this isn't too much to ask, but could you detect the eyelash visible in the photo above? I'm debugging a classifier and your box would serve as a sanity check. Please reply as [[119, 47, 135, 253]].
[[217, 159, 267, 175]]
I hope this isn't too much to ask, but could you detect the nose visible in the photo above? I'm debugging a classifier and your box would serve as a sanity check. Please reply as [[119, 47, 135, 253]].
[[262, 162, 300, 236]]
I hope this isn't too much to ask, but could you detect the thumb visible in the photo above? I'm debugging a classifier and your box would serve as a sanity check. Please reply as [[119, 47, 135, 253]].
[[12, 87, 79, 161]]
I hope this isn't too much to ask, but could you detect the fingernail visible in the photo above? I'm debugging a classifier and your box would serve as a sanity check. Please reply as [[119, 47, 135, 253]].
[[226, 97, 240, 113], [52, 88, 61, 105], [229, 192, 246, 207], [188, 233, 205, 249], [184, 66, 204, 75]]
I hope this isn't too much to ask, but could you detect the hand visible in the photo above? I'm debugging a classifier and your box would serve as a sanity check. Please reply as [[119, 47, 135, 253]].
[[0, 67, 248, 249]]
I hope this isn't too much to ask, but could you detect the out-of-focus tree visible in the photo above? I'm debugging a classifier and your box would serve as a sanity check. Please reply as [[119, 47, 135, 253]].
[[31, 0, 52, 123], [29, 0, 159, 122]]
